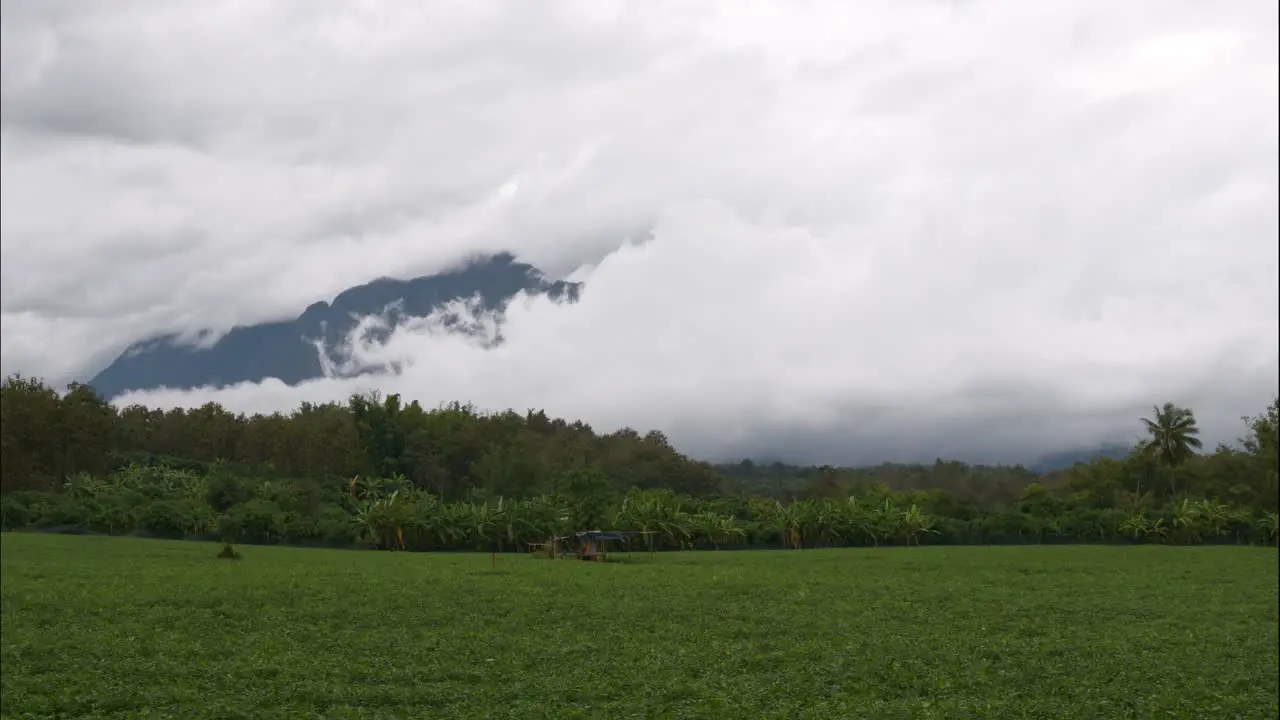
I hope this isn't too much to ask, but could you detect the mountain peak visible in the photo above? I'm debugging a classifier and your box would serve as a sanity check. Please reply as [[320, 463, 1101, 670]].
[[89, 253, 579, 399]]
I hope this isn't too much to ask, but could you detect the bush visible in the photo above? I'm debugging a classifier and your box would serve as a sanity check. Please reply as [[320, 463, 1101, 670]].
[[28, 495, 94, 530], [1, 494, 30, 530], [223, 500, 286, 545], [139, 500, 187, 539], [216, 512, 244, 544], [134, 498, 215, 539], [313, 504, 358, 547], [85, 496, 138, 535], [932, 517, 971, 545], [207, 474, 254, 512]]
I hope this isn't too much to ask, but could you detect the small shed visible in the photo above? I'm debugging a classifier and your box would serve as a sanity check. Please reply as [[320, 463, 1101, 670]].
[[574, 530, 634, 561]]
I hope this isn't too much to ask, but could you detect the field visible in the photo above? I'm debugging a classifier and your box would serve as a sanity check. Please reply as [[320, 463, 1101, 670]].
[[1, 535, 1276, 720]]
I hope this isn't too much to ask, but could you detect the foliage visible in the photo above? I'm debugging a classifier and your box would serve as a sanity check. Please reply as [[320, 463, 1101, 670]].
[[1140, 402, 1204, 468], [2, 376, 1278, 550]]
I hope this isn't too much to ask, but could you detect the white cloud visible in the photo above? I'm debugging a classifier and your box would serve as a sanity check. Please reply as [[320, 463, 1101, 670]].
[[3, 0, 1277, 464]]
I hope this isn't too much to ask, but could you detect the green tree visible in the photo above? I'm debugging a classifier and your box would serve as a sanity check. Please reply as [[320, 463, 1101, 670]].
[[1240, 397, 1279, 511], [1140, 403, 1203, 497]]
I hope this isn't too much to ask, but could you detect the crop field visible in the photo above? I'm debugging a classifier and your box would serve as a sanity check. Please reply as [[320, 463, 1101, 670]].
[[1, 535, 1276, 719]]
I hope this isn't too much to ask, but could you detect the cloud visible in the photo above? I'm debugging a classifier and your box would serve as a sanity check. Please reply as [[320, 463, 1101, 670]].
[[3, 0, 1277, 464]]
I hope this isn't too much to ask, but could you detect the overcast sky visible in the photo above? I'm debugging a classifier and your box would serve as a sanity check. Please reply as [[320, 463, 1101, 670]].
[[2, 0, 1277, 465]]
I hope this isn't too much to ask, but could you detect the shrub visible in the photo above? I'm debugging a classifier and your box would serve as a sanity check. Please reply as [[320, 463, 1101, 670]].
[[223, 500, 286, 545], [313, 504, 359, 547], [1, 494, 30, 530], [138, 500, 191, 539], [207, 474, 254, 512], [28, 495, 94, 530]]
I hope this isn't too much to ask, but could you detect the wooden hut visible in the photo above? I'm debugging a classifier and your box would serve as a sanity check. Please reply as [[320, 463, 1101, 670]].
[[573, 530, 632, 561]]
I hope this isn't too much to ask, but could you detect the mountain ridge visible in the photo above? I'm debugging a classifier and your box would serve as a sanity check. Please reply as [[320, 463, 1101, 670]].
[[89, 253, 579, 399]]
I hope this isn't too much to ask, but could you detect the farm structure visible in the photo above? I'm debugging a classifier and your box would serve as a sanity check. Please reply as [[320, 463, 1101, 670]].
[[529, 530, 648, 561], [574, 530, 632, 561]]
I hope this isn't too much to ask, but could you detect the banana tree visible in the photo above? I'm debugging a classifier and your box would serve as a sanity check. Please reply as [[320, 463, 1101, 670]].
[[615, 493, 661, 550], [1191, 500, 1238, 543], [63, 472, 107, 499], [662, 512, 695, 550], [184, 501, 217, 538], [464, 502, 499, 554], [839, 497, 879, 547], [645, 497, 692, 551], [1258, 511, 1279, 546], [1118, 512, 1154, 542], [1148, 518, 1169, 542], [687, 512, 746, 549], [873, 499, 905, 545], [772, 501, 805, 549], [347, 474, 389, 502], [495, 498, 552, 552], [807, 499, 841, 548], [1169, 499, 1203, 545], [713, 515, 748, 549], [353, 489, 411, 550], [409, 499, 464, 550], [900, 504, 939, 547], [254, 480, 286, 504]]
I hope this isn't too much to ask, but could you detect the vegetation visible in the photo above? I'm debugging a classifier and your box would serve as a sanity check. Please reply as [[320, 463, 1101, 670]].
[[3, 534, 1275, 718], [3, 377, 1277, 717], [1, 375, 1277, 550]]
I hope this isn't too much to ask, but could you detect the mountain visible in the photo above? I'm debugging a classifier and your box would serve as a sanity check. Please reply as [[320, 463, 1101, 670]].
[[88, 253, 579, 400], [1028, 443, 1132, 473]]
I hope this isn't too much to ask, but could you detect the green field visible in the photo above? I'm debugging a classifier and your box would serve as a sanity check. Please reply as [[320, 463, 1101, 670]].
[[1, 534, 1276, 719]]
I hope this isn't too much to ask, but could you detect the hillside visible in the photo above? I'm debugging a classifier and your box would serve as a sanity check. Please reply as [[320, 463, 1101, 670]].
[[88, 253, 579, 399]]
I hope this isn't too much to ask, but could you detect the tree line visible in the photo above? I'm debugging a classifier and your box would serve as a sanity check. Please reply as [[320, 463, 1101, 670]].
[[1, 375, 1276, 549]]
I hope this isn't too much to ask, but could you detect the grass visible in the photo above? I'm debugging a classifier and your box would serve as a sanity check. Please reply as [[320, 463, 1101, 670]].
[[1, 534, 1276, 719]]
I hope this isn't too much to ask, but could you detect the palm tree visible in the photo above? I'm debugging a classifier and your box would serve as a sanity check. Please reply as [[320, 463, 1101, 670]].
[[1140, 402, 1203, 497]]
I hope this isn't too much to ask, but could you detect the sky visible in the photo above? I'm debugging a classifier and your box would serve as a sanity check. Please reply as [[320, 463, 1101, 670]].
[[1, 0, 1277, 465]]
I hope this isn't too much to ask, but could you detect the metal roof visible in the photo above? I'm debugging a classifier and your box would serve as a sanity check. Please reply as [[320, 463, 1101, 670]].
[[574, 530, 635, 541]]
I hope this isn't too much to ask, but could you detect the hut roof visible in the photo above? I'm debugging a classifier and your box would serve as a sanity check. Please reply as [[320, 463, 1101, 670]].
[[574, 530, 635, 542]]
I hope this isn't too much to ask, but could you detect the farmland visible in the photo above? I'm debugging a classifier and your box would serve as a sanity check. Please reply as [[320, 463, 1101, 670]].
[[2, 534, 1276, 719]]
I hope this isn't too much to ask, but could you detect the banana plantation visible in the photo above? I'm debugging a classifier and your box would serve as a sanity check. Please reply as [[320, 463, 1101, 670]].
[[3, 463, 1276, 550]]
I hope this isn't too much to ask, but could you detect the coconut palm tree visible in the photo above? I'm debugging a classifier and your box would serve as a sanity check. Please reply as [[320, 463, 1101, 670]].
[[1140, 402, 1203, 497]]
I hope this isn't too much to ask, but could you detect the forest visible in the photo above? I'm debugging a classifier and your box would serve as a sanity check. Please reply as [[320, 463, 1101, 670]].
[[1, 374, 1276, 550]]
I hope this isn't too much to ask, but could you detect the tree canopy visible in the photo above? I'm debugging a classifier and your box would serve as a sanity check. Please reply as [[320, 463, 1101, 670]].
[[1, 375, 1276, 550]]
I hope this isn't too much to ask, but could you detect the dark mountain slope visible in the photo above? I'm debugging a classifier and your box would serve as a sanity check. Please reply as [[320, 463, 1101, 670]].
[[89, 253, 578, 399], [1029, 443, 1132, 472]]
